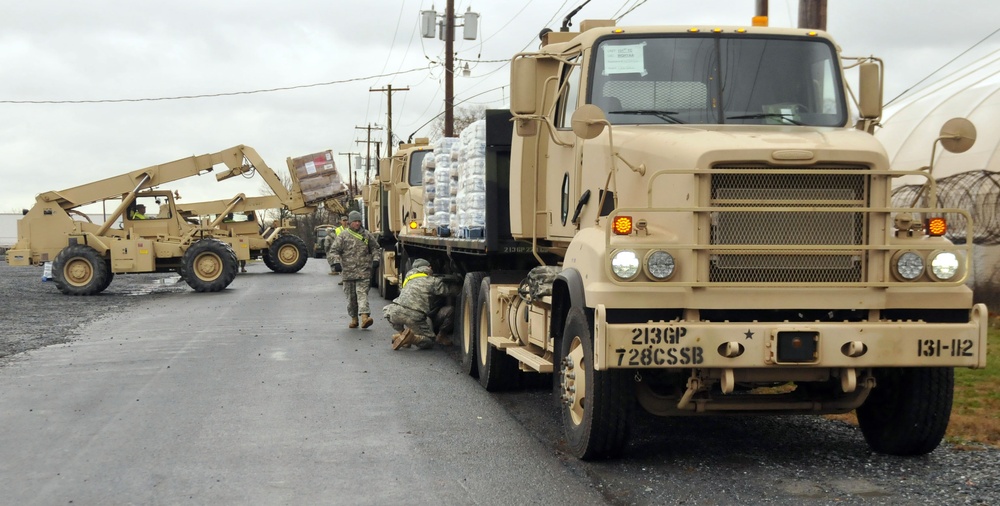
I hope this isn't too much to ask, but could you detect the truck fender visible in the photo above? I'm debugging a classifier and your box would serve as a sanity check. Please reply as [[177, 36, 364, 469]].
[[551, 268, 587, 340]]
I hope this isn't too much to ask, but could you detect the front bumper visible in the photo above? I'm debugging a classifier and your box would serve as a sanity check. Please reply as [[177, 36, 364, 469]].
[[595, 303, 988, 370]]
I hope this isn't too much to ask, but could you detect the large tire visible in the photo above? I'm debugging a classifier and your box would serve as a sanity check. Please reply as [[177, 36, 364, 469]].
[[183, 239, 238, 292], [559, 306, 632, 460], [856, 367, 954, 456], [457, 271, 487, 378], [97, 261, 115, 292], [268, 234, 308, 273], [261, 249, 276, 270], [477, 277, 519, 391], [52, 244, 111, 296]]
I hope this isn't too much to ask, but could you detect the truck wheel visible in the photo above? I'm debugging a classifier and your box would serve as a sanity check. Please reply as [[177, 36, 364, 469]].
[[52, 244, 111, 296], [458, 271, 487, 378], [477, 277, 519, 391], [559, 306, 632, 460], [183, 239, 238, 292], [268, 235, 308, 273], [856, 367, 953, 456]]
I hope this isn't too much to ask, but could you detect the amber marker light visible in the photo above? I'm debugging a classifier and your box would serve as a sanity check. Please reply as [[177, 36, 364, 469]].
[[613, 216, 633, 235], [409, 220, 419, 230], [688, 27, 700, 33], [712, 28, 723, 33], [807, 31, 818, 36], [612, 28, 625, 33], [927, 217, 947, 237]]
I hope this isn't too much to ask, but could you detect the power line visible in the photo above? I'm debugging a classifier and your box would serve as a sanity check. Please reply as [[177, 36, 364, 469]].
[[0, 66, 435, 105], [886, 26, 1000, 106]]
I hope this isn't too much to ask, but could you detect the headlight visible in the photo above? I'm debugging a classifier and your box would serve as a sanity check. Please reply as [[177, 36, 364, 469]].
[[645, 250, 675, 280], [611, 250, 640, 280], [895, 251, 924, 280], [929, 251, 960, 281]]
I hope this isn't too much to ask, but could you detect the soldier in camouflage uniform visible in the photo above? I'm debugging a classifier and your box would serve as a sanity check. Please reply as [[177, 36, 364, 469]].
[[385, 258, 459, 350], [325, 216, 349, 280], [329, 211, 380, 329]]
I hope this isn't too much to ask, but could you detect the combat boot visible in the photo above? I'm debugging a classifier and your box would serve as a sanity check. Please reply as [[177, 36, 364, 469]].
[[392, 328, 416, 350], [435, 331, 452, 347], [415, 336, 435, 350], [349, 317, 359, 329], [360, 313, 374, 329]]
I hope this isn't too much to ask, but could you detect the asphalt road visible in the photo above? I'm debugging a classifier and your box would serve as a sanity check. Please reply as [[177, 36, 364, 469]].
[[1, 259, 998, 505], [0, 261, 606, 505]]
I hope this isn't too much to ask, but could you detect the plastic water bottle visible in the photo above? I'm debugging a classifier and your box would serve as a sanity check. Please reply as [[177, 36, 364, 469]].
[[41, 261, 53, 281]]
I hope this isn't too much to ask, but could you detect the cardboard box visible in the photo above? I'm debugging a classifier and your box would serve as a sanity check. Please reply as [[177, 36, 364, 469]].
[[300, 173, 348, 203], [290, 150, 338, 181]]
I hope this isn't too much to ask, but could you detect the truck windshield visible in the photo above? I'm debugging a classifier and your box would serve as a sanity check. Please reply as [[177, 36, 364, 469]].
[[589, 34, 846, 127]]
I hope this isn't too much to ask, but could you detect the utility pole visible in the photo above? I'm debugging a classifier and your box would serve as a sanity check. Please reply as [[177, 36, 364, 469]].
[[370, 84, 409, 157], [798, 0, 827, 30], [444, 0, 455, 137], [355, 124, 380, 186], [420, 3, 479, 138], [339, 151, 360, 198]]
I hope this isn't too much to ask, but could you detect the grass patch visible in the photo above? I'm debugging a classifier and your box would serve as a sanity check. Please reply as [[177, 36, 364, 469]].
[[949, 327, 1000, 447]]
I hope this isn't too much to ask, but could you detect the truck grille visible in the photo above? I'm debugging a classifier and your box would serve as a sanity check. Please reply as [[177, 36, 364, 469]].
[[709, 166, 869, 283]]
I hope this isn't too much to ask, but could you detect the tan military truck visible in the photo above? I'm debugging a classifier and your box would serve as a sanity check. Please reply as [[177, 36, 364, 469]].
[[6, 145, 310, 294], [370, 18, 988, 460]]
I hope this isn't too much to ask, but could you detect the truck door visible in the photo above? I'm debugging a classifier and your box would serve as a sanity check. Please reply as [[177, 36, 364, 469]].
[[402, 149, 430, 231], [548, 56, 585, 240]]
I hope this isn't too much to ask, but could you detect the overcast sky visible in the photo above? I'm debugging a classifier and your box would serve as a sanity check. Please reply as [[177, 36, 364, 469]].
[[1, 0, 997, 213]]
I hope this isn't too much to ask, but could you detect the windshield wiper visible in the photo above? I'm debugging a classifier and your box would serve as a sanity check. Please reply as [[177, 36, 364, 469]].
[[726, 113, 804, 125], [608, 109, 684, 124]]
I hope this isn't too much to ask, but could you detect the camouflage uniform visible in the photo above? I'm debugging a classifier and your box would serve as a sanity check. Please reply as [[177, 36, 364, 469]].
[[324, 232, 338, 272], [330, 218, 380, 326], [325, 222, 348, 273], [384, 264, 457, 349]]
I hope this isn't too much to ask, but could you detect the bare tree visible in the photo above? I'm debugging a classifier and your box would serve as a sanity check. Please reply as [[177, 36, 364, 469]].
[[428, 105, 486, 140]]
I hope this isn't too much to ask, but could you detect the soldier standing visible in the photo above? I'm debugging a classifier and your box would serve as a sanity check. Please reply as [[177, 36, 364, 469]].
[[330, 210, 380, 329], [385, 258, 459, 350]]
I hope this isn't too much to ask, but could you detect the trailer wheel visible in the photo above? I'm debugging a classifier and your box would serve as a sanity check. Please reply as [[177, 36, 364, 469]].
[[856, 367, 953, 456], [458, 271, 487, 378], [183, 239, 238, 292], [52, 244, 110, 296], [559, 306, 631, 460], [477, 277, 519, 391], [268, 235, 308, 273]]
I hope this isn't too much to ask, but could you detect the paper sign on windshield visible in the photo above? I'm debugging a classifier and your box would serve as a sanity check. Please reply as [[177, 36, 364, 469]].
[[603, 43, 647, 75]]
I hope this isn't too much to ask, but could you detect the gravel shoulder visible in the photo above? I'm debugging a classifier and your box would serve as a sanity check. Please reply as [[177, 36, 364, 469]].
[[0, 262, 187, 359]]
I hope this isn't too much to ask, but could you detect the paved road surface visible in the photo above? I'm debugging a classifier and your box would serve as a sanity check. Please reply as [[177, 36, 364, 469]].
[[0, 261, 604, 505], [2, 259, 999, 505]]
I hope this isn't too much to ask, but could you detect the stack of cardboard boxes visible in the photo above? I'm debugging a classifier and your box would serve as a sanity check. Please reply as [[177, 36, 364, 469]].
[[287, 150, 348, 203]]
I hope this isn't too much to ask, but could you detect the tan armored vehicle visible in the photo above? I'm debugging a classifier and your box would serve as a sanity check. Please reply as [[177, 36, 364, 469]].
[[6, 145, 323, 294], [370, 17, 987, 460]]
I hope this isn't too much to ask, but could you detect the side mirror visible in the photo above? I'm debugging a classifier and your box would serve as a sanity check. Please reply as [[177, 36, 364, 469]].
[[378, 158, 391, 184], [939, 118, 976, 154], [858, 62, 882, 119], [511, 57, 538, 115], [571, 104, 608, 140]]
